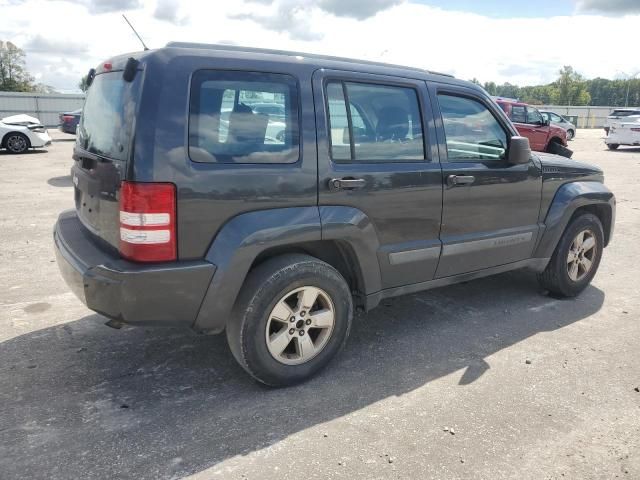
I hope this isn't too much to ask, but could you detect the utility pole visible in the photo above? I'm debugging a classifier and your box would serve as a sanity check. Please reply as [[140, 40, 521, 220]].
[[622, 72, 640, 107]]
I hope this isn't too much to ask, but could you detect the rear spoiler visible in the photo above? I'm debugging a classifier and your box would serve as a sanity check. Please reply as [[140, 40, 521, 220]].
[[85, 57, 140, 89]]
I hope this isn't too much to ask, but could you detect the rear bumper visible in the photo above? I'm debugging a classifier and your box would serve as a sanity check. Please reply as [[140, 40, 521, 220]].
[[54, 210, 216, 327], [59, 124, 76, 134]]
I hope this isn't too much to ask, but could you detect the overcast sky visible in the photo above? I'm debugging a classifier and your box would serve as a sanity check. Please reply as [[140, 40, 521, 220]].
[[1, 0, 639, 93]]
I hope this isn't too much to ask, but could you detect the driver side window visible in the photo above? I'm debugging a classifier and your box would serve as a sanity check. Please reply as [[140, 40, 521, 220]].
[[438, 94, 508, 161], [526, 107, 543, 125]]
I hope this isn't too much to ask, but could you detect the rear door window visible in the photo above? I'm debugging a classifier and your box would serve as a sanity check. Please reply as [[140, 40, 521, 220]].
[[189, 71, 299, 164], [326, 81, 424, 162]]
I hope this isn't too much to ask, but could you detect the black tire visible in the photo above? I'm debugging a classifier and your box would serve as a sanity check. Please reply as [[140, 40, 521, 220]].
[[3, 132, 30, 154], [226, 254, 353, 387], [567, 129, 575, 141], [537, 213, 604, 298], [546, 140, 573, 158], [607, 143, 619, 150]]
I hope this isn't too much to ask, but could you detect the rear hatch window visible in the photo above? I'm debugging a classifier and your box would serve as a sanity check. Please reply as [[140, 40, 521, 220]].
[[77, 72, 141, 161], [74, 71, 141, 249]]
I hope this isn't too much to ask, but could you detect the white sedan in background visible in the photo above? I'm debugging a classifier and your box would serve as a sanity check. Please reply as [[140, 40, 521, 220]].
[[605, 121, 640, 150], [1, 114, 52, 154]]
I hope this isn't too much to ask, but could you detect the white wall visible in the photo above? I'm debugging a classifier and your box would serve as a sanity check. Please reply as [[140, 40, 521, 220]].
[[538, 106, 621, 128], [0, 92, 85, 127]]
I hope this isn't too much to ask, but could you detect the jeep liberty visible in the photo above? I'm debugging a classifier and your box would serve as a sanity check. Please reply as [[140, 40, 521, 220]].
[[54, 43, 615, 386]]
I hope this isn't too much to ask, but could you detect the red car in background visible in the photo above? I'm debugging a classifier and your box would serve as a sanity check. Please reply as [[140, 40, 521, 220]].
[[495, 98, 572, 157]]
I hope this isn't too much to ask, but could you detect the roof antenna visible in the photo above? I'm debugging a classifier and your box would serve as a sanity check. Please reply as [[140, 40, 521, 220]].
[[122, 14, 149, 51]]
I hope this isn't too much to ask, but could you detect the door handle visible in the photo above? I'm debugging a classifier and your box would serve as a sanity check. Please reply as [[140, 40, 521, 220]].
[[329, 177, 366, 191], [447, 174, 475, 187]]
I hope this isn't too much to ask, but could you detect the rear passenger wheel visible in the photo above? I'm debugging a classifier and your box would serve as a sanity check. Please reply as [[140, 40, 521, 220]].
[[4, 133, 29, 153], [537, 213, 604, 298], [607, 143, 619, 150], [226, 254, 353, 386], [566, 129, 575, 141]]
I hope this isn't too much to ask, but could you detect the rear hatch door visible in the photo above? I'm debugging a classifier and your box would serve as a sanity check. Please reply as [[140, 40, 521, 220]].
[[73, 69, 141, 250]]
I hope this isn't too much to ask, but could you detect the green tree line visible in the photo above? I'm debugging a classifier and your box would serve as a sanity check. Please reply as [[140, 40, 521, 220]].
[[476, 66, 640, 107], [0, 41, 54, 93]]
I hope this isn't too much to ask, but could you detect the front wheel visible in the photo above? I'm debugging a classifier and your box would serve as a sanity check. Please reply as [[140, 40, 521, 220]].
[[546, 141, 573, 158], [566, 129, 575, 141], [607, 143, 619, 150], [226, 254, 353, 387], [4, 133, 30, 154], [537, 213, 604, 297]]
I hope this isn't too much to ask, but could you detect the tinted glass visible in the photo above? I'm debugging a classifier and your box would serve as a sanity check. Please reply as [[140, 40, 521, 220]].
[[326, 81, 425, 162], [326, 82, 351, 161], [526, 107, 543, 124], [510, 105, 526, 123], [189, 71, 299, 164], [77, 72, 141, 161], [438, 94, 507, 161]]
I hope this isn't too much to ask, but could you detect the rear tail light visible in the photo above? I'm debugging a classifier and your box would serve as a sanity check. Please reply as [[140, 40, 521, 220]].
[[631, 128, 640, 132], [62, 115, 74, 122], [119, 181, 177, 262]]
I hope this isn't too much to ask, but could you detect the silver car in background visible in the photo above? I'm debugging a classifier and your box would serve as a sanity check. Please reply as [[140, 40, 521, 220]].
[[540, 110, 577, 140]]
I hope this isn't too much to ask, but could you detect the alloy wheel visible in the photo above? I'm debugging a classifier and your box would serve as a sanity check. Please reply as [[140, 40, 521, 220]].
[[265, 286, 335, 365], [566, 229, 597, 282], [6, 135, 27, 153]]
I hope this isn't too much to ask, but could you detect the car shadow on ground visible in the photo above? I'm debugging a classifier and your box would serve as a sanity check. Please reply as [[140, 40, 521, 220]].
[[0, 149, 47, 156], [47, 175, 73, 187], [0, 270, 604, 479], [609, 147, 640, 153]]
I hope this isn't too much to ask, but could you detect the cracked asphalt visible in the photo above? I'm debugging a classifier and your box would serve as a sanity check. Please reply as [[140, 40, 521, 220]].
[[1, 129, 638, 479]]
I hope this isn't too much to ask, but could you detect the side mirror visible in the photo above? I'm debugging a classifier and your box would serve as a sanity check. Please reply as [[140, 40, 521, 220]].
[[508, 136, 531, 165]]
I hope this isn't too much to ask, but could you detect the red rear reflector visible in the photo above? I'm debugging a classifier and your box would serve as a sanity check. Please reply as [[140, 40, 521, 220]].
[[119, 181, 176, 262], [62, 115, 74, 121], [103, 62, 112, 71]]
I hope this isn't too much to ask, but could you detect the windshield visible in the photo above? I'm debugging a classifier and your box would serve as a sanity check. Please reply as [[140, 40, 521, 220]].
[[77, 71, 141, 161]]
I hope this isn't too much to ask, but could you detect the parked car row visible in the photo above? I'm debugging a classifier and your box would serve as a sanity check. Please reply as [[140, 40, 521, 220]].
[[493, 98, 572, 157]]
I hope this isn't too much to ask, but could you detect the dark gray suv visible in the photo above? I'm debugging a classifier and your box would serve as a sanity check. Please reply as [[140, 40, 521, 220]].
[[54, 43, 615, 386]]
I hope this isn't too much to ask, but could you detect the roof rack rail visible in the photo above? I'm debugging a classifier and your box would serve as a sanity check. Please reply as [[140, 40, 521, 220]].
[[166, 42, 454, 78]]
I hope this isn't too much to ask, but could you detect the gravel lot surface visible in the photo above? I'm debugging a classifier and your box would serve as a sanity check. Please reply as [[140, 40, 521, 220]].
[[1, 129, 638, 479]]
